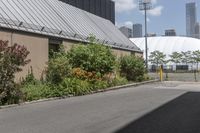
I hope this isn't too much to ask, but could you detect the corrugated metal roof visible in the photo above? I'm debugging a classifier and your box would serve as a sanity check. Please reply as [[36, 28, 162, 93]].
[[0, 0, 141, 52]]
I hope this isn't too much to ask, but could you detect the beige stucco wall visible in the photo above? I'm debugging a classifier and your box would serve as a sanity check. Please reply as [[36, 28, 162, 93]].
[[112, 48, 143, 58], [62, 42, 143, 58], [0, 30, 48, 81], [62, 40, 77, 52], [112, 49, 131, 58], [134, 52, 143, 58], [0, 31, 12, 43], [0, 30, 143, 81]]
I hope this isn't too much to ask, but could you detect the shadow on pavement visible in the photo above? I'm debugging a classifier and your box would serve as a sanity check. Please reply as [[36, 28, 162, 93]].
[[114, 92, 200, 133]]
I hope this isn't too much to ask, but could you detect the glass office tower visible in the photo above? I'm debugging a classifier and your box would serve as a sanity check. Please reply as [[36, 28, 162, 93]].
[[186, 2, 197, 37], [60, 0, 115, 24]]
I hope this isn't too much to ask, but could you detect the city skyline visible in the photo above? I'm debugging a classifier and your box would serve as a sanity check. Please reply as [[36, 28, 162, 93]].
[[114, 0, 200, 36]]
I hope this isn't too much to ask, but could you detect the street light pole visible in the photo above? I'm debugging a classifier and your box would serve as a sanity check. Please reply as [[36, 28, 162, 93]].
[[144, 5, 148, 69], [139, 0, 152, 70]]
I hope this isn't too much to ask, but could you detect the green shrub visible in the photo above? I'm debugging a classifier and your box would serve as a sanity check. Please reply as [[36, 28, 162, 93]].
[[67, 40, 116, 76], [110, 76, 128, 86], [92, 80, 109, 90], [22, 83, 46, 101], [0, 40, 30, 105], [46, 53, 71, 84], [60, 78, 92, 96], [21, 67, 39, 85], [22, 82, 66, 101], [120, 55, 146, 81]]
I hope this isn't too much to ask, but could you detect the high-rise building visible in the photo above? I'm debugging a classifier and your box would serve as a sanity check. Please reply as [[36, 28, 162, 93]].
[[119, 26, 133, 38], [133, 24, 143, 38], [186, 2, 197, 37], [165, 29, 176, 36], [195, 23, 200, 39], [59, 0, 115, 24]]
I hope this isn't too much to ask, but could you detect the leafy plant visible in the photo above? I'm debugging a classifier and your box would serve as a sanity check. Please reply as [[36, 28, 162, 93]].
[[120, 55, 145, 81], [46, 52, 71, 84], [169, 52, 183, 65], [67, 39, 116, 76], [149, 50, 167, 67], [0, 40, 30, 105], [109, 76, 128, 86], [92, 80, 109, 90], [181, 51, 192, 65], [192, 50, 200, 70], [59, 78, 92, 96], [21, 66, 38, 85], [22, 82, 63, 101]]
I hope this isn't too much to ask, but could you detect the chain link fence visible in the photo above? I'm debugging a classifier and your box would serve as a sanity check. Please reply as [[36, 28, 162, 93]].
[[149, 72, 200, 82]]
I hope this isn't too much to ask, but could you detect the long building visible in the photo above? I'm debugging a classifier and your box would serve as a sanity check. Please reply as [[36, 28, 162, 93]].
[[60, 0, 115, 24], [0, 0, 142, 80], [165, 29, 176, 36], [130, 36, 200, 67]]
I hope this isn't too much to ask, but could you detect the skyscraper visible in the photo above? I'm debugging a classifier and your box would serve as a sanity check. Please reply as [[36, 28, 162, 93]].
[[119, 26, 133, 38], [133, 24, 143, 38], [59, 0, 115, 24], [195, 23, 200, 39], [186, 2, 197, 37]]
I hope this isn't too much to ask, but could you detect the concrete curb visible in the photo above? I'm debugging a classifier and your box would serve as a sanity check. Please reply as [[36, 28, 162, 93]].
[[0, 79, 159, 110], [92, 79, 160, 93]]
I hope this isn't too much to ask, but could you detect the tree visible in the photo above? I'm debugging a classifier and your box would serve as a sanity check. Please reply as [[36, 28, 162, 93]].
[[149, 50, 167, 67], [169, 52, 183, 65], [67, 38, 116, 76], [181, 51, 192, 65], [46, 52, 71, 84], [192, 50, 200, 70], [120, 55, 145, 81], [0, 40, 30, 105]]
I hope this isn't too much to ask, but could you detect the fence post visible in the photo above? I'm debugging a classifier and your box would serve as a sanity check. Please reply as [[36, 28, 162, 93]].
[[160, 65, 163, 81]]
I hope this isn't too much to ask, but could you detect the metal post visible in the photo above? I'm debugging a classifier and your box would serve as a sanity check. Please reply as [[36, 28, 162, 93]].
[[160, 65, 163, 81], [144, 5, 148, 69], [139, 0, 152, 70]]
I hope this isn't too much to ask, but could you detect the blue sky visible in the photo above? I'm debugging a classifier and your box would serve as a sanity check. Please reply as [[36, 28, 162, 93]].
[[114, 0, 200, 36]]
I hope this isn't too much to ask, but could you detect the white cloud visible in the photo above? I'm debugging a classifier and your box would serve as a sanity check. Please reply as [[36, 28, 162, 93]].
[[147, 17, 150, 22], [124, 21, 133, 27], [113, 0, 137, 13], [115, 22, 120, 27], [113, 0, 163, 16], [151, 0, 158, 4], [148, 6, 163, 16], [115, 21, 134, 28]]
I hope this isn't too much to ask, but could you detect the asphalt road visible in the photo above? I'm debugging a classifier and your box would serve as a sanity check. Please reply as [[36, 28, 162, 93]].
[[0, 81, 200, 133]]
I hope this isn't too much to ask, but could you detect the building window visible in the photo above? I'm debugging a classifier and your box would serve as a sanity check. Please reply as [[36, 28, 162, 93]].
[[49, 38, 63, 58]]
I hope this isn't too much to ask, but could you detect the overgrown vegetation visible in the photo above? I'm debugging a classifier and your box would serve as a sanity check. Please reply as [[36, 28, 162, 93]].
[[0, 40, 30, 105], [120, 55, 146, 81], [0, 38, 147, 105], [46, 53, 71, 84], [67, 39, 116, 76]]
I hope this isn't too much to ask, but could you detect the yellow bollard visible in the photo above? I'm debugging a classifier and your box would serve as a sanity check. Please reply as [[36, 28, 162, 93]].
[[160, 65, 163, 81]]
